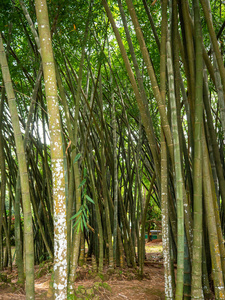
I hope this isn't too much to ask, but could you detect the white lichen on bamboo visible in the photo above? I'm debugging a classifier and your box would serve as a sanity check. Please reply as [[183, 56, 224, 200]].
[[52, 160, 67, 299]]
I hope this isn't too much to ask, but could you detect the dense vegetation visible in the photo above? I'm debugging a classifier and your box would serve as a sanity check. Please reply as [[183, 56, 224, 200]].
[[1, 0, 225, 299]]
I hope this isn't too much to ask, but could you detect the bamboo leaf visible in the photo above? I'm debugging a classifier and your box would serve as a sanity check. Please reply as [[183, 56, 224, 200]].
[[83, 219, 88, 231], [84, 204, 90, 214], [85, 194, 95, 204], [69, 206, 83, 220], [75, 222, 81, 233], [70, 211, 80, 220], [78, 179, 86, 188], [82, 214, 88, 230], [80, 220, 83, 232], [83, 167, 87, 178], [83, 209, 88, 219], [73, 153, 81, 164], [73, 215, 82, 227], [82, 187, 87, 197]]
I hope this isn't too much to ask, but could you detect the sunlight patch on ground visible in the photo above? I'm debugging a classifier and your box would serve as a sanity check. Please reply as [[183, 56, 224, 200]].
[[145, 243, 163, 254]]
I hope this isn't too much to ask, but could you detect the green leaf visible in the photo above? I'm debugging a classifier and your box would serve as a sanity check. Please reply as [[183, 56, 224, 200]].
[[82, 213, 86, 221], [69, 206, 83, 220], [73, 215, 82, 228], [73, 153, 81, 164], [76, 222, 81, 233], [82, 187, 87, 197], [83, 216, 88, 231], [83, 209, 88, 219], [70, 211, 80, 220], [83, 167, 87, 178], [80, 220, 83, 232], [85, 195, 95, 204], [84, 204, 90, 214], [78, 179, 86, 188]]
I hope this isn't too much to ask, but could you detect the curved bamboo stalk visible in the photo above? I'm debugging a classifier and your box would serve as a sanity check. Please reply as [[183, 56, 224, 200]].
[[118, 0, 160, 179], [102, 0, 164, 176], [125, 0, 174, 166], [202, 133, 225, 299], [200, 0, 225, 100], [0, 33, 35, 299]]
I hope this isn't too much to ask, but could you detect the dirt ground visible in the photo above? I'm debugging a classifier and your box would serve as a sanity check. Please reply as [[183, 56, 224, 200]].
[[0, 240, 165, 299]]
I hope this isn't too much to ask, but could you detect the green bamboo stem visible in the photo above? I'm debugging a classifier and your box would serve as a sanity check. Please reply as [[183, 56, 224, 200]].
[[19, 0, 41, 52], [180, 0, 195, 112], [102, 0, 167, 172], [161, 129, 174, 299], [191, 0, 204, 298], [203, 79, 225, 214], [30, 185, 53, 259], [209, 148, 225, 283], [205, 0, 225, 141], [0, 88, 6, 272], [111, 77, 118, 264], [166, 23, 184, 299], [200, 0, 225, 99], [35, 0, 67, 298], [101, 139, 114, 269], [0, 33, 35, 299], [2, 211, 12, 270], [142, 0, 160, 49], [14, 174, 24, 283], [87, 153, 104, 273], [202, 133, 225, 299], [125, 0, 174, 165], [118, 191, 136, 268], [140, 173, 156, 277], [118, 0, 160, 179]]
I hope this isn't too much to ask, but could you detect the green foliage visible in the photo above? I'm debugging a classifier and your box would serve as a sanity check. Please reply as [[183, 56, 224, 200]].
[[67, 294, 76, 300], [73, 282, 111, 299], [73, 153, 81, 164], [35, 261, 52, 279], [146, 198, 161, 231], [1, 0, 225, 297], [70, 166, 95, 233]]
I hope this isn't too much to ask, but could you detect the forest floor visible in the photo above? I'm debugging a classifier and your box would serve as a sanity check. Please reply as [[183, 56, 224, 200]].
[[0, 240, 165, 299]]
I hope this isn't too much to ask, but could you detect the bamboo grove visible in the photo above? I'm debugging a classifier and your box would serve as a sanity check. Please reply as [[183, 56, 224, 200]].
[[0, 0, 225, 299]]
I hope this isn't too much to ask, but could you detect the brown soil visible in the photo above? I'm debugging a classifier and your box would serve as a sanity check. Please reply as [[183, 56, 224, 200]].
[[0, 241, 165, 299], [147, 239, 162, 244]]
